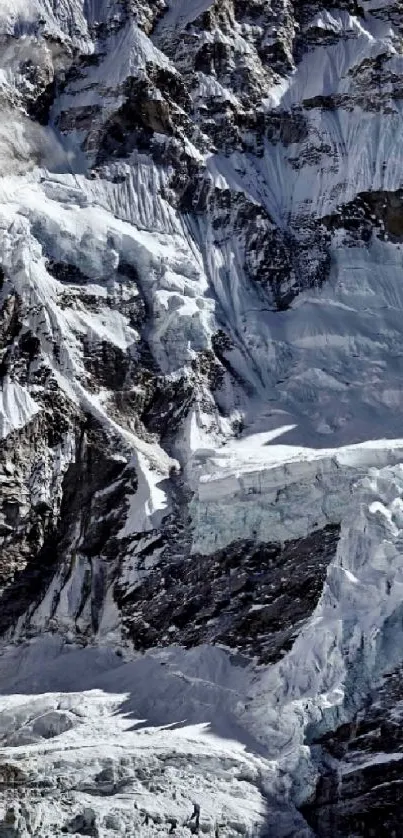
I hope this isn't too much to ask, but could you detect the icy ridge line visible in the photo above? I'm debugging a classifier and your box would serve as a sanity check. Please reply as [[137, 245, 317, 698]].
[[191, 434, 403, 552]]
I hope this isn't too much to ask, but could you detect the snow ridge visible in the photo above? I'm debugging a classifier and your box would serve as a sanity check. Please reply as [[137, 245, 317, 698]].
[[2, 0, 403, 835]]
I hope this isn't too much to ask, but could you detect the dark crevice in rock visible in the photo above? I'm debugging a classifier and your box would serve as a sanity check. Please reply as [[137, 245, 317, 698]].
[[26, 77, 57, 126], [140, 374, 195, 438], [46, 260, 90, 285]]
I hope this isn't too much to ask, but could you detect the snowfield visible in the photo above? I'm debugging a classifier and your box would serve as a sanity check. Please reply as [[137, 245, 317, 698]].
[[1, 456, 403, 835], [0, 640, 271, 838], [2, 0, 403, 834]]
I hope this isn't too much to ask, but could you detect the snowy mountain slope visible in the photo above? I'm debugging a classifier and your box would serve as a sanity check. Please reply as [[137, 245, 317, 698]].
[[1, 460, 403, 837], [1, 0, 403, 835], [0, 640, 273, 838]]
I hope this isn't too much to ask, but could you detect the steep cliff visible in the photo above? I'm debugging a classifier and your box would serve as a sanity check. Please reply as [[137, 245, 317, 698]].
[[1, 0, 403, 835]]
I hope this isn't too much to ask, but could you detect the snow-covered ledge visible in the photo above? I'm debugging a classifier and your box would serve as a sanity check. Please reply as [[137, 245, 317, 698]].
[[190, 430, 403, 553]]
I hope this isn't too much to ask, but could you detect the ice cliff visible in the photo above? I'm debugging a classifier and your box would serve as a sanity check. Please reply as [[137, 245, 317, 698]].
[[1, 0, 403, 835]]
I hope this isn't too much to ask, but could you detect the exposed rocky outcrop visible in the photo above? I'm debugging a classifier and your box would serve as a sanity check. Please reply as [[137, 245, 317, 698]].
[[2, 0, 403, 836], [324, 189, 403, 244], [301, 665, 403, 837], [116, 524, 339, 662]]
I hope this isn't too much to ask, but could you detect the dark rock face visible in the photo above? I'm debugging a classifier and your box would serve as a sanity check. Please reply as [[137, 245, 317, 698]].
[[2, 1, 403, 832], [301, 666, 403, 837], [0, 416, 136, 638], [64, 808, 98, 837], [40, 0, 341, 314], [46, 261, 90, 285], [115, 524, 339, 662], [324, 189, 403, 244], [95, 70, 192, 163]]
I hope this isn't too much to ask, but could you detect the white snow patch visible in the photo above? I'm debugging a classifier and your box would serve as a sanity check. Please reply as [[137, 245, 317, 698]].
[[0, 377, 41, 438]]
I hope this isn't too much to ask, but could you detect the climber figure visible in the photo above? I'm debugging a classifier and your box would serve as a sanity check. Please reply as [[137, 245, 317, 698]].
[[190, 803, 200, 826], [168, 816, 178, 834], [186, 802, 200, 833]]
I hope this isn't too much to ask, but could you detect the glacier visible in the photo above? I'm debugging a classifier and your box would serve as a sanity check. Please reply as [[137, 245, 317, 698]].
[[1, 0, 403, 835]]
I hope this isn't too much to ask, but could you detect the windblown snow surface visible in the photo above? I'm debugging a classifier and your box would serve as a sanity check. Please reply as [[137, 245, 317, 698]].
[[2, 0, 403, 835]]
